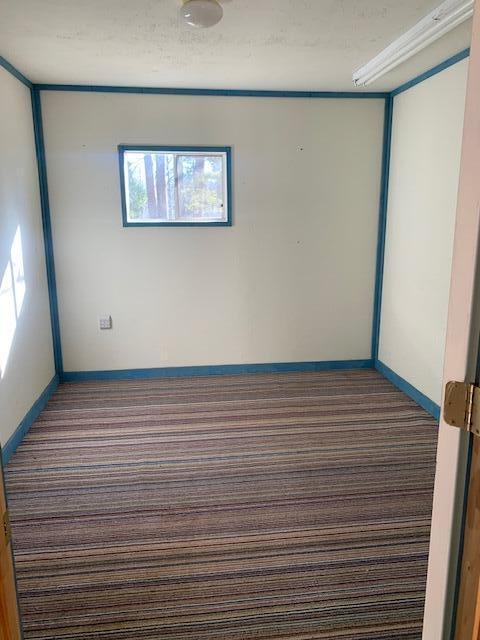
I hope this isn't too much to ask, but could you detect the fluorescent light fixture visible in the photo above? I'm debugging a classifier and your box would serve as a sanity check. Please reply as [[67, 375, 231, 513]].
[[353, 0, 473, 86]]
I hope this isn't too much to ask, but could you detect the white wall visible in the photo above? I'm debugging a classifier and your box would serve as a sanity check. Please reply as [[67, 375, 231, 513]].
[[378, 60, 468, 405], [41, 92, 384, 373], [0, 68, 55, 447]]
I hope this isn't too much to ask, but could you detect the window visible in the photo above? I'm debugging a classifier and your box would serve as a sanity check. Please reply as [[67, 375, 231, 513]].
[[119, 146, 232, 227]]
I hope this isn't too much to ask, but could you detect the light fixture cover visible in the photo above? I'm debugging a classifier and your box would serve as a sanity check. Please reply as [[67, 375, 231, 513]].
[[181, 0, 223, 28], [353, 0, 473, 86]]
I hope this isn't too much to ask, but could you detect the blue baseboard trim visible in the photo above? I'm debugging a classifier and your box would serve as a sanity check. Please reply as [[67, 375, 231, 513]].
[[61, 359, 374, 382], [375, 359, 440, 420], [2, 375, 59, 464]]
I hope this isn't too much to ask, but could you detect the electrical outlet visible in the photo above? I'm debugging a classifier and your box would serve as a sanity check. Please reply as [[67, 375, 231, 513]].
[[99, 315, 112, 330]]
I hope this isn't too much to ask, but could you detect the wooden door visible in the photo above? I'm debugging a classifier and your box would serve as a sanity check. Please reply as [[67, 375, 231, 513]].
[[423, 0, 480, 638], [454, 432, 480, 639], [449, 2, 480, 637], [0, 456, 21, 639]]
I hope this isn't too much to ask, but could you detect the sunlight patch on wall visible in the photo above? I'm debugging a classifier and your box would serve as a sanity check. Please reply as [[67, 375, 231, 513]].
[[0, 227, 25, 378]]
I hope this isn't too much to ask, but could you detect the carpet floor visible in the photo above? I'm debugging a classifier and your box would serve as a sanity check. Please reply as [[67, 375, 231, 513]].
[[5, 369, 438, 639]]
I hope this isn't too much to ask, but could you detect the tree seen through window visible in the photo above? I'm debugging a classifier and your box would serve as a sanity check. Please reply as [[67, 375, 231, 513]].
[[125, 151, 225, 222]]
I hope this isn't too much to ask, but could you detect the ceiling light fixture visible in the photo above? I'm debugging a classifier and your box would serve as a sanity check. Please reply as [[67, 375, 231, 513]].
[[180, 0, 223, 28], [353, 0, 473, 86]]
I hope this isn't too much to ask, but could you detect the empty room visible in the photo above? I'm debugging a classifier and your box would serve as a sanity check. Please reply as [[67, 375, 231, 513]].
[[1, 0, 480, 638]]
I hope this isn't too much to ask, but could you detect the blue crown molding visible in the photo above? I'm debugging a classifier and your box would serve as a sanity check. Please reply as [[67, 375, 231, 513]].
[[34, 84, 388, 99], [0, 47, 470, 101], [2, 375, 59, 464], [35, 47, 470, 99], [61, 359, 374, 382], [391, 48, 470, 97], [0, 55, 32, 88], [371, 96, 393, 360], [31, 87, 64, 375]]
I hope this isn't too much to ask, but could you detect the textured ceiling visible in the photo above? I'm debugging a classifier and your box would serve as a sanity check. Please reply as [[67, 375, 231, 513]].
[[0, 0, 473, 90]]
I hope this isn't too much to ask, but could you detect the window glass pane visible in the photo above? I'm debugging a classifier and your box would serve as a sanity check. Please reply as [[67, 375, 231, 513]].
[[177, 155, 225, 220], [123, 149, 228, 224], [125, 152, 177, 222]]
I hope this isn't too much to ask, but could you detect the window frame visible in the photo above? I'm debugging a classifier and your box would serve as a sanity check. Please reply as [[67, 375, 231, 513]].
[[118, 145, 233, 227]]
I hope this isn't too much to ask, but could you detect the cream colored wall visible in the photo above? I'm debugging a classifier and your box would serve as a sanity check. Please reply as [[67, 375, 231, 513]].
[[0, 68, 55, 447], [378, 59, 468, 405], [41, 92, 384, 372]]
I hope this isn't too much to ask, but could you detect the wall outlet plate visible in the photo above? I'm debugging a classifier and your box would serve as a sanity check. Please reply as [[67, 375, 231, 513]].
[[99, 315, 112, 330]]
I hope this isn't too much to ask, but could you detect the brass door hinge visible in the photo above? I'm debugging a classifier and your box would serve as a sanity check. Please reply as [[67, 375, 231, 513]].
[[1, 509, 11, 548], [444, 381, 480, 436]]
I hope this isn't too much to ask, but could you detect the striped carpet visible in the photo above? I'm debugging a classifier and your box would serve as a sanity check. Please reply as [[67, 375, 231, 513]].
[[5, 369, 438, 639]]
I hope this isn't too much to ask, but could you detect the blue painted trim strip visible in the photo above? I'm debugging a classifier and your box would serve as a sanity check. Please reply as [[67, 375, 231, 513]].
[[0, 49, 467, 101], [0, 55, 32, 88], [35, 84, 388, 99], [62, 359, 374, 382], [391, 48, 470, 96], [375, 359, 440, 420], [120, 221, 232, 228], [371, 96, 393, 360], [120, 145, 231, 152], [118, 145, 233, 227], [2, 375, 59, 464], [31, 87, 64, 375]]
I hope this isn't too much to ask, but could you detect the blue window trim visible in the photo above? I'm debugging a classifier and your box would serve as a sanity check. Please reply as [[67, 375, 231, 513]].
[[118, 145, 233, 227]]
